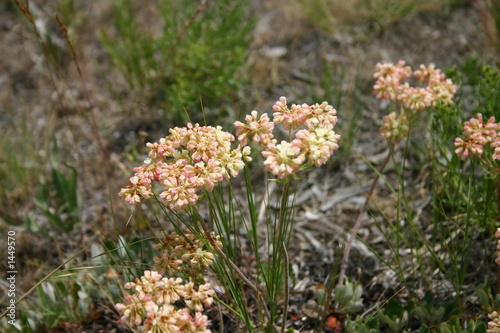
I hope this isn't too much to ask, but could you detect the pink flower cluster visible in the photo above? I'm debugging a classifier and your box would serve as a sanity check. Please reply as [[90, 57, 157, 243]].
[[153, 229, 221, 279], [116, 270, 215, 332], [119, 123, 251, 210], [234, 97, 340, 179], [488, 311, 500, 333], [373, 60, 457, 111], [494, 228, 500, 266], [380, 112, 409, 143], [454, 114, 500, 160]]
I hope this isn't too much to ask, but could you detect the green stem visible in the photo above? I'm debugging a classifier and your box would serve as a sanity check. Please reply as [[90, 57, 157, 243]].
[[281, 243, 289, 333], [194, 210, 280, 333]]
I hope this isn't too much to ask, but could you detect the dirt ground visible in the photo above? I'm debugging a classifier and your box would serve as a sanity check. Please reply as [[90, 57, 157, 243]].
[[0, 0, 498, 332]]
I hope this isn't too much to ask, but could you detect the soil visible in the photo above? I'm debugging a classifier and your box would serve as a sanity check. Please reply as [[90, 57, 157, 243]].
[[0, 0, 498, 332]]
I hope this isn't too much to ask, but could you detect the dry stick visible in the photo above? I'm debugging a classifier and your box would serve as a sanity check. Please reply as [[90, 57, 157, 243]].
[[55, 15, 110, 172], [337, 148, 393, 288], [12, 1, 86, 161], [471, 0, 498, 48], [194, 211, 280, 333]]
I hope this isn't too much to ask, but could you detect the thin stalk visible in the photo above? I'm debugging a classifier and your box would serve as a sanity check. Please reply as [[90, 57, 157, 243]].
[[497, 178, 500, 292], [281, 243, 289, 333], [497, 178, 500, 221], [166, 0, 214, 62], [337, 144, 393, 288], [194, 210, 280, 333]]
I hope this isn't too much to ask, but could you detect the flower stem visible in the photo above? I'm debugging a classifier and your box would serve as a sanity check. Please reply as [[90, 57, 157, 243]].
[[194, 210, 280, 333], [497, 179, 500, 221]]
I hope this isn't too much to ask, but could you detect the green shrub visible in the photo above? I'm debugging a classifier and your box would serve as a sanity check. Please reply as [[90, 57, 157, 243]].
[[101, 0, 253, 125]]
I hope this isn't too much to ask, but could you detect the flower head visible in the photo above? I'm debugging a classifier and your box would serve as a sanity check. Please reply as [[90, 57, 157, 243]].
[[120, 123, 249, 211], [373, 76, 406, 101], [373, 61, 456, 108], [116, 268, 215, 332], [373, 60, 412, 81], [454, 114, 500, 161], [262, 140, 305, 178], [492, 137, 500, 160], [292, 126, 340, 168], [305, 101, 338, 127], [234, 110, 274, 147], [236, 97, 340, 178], [398, 87, 433, 111], [272, 97, 310, 130], [180, 282, 216, 312], [454, 137, 484, 160], [153, 229, 220, 278], [462, 114, 498, 144], [380, 112, 409, 143], [488, 311, 500, 333], [118, 175, 152, 204]]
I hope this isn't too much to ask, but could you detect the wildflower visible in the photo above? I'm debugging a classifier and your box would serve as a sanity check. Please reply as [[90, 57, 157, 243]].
[[380, 112, 409, 143], [115, 294, 146, 326], [292, 126, 340, 168], [125, 270, 163, 300], [155, 277, 184, 304], [142, 303, 181, 333], [262, 140, 305, 178], [160, 175, 199, 211], [120, 123, 248, 211], [272, 97, 310, 130], [147, 138, 175, 159], [492, 137, 500, 160], [235, 98, 340, 178], [413, 63, 444, 83], [133, 161, 163, 182], [234, 110, 274, 147], [219, 145, 251, 178], [427, 78, 457, 105], [153, 230, 220, 277], [488, 311, 500, 333], [373, 60, 412, 81], [181, 282, 216, 312], [454, 137, 484, 159], [118, 175, 152, 204], [116, 269, 215, 332], [186, 124, 220, 163], [305, 101, 338, 127], [373, 61, 456, 108], [462, 114, 498, 144], [373, 76, 405, 101], [398, 87, 433, 111], [184, 160, 224, 192], [189, 312, 211, 333], [495, 228, 500, 266], [168, 126, 190, 147], [159, 159, 189, 185], [175, 309, 211, 333], [181, 247, 216, 268]]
